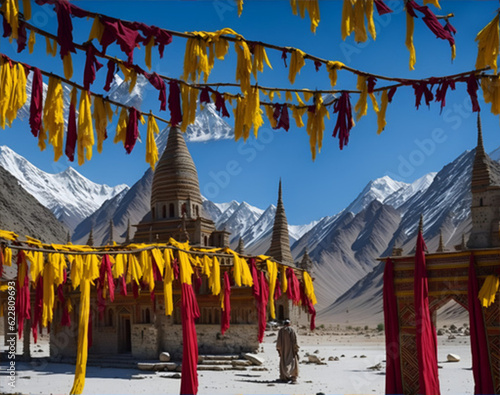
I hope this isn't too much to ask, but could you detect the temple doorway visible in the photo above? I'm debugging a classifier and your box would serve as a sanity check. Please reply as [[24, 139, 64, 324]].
[[118, 311, 132, 354], [434, 298, 472, 393]]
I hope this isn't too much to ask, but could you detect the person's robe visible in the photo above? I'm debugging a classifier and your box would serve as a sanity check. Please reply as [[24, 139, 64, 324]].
[[276, 326, 299, 381]]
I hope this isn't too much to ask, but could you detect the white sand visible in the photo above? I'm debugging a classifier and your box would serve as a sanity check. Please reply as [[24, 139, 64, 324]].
[[0, 330, 474, 394]]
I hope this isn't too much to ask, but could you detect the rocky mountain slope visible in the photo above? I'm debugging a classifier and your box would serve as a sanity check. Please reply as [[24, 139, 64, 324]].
[[0, 146, 128, 231]]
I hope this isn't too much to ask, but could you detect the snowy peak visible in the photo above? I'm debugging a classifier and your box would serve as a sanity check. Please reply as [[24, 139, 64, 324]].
[[108, 74, 148, 109], [346, 176, 408, 214], [216, 201, 264, 241], [186, 103, 233, 142], [0, 145, 129, 231], [155, 103, 233, 151], [383, 172, 437, 210]]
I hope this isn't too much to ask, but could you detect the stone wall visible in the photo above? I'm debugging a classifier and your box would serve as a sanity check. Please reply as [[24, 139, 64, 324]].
[[92, 326, 118, 355], [131, 324, 159, 359], [157, 314, 259, 359]]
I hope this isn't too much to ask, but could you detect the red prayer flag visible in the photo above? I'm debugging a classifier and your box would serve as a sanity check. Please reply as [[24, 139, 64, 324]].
[[29, 68, 43, 138], [83, 43, 103, 90], [250, 258, 260, 298], [468, 254, 495, 394], [221, 271, 231, 335], [435, 79, 456, 113], [414, 226, 440, 395], [406, 1, 455, 49], [383, 258, 403, 394], [168, 80, 182, 127], [119, 275, 127, 296], [214, 92, 230, 118], [104, 60, 116, 92], [286, 268, 301, 305], [467, 73, 480, 113], [200, 87, 211, 105], [374, 0, 393, 15], [274, 278, 282, 300], [332, 91, 354, 150], [257, 271, 269, 343], [100, 16, 145, 63], [299, 282, 316, 331], [145, 72, 167, 111], [54, 0, 76, 58], [180, 283, 200, 395], [125, 107, 140, 154], [17, 21, 27, 53]]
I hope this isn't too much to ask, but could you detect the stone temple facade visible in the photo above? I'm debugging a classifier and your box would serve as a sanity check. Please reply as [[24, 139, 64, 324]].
[[50, 126, 310, 361]]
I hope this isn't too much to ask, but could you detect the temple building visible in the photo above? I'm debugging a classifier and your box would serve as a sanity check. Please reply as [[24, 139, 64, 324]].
[[382, 115, 500, 394], [50, 126, 311, 361], [133, 127, 229, 247]]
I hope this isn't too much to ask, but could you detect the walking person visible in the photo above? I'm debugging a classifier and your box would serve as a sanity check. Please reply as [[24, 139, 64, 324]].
[[276, 319, 299, 384]]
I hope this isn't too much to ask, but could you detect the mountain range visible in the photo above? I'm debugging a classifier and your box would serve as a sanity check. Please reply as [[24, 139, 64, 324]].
[[0, 128, 485, 325]]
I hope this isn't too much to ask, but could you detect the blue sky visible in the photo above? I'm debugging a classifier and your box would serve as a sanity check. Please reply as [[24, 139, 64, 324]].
[[0, 1, 498, 225]]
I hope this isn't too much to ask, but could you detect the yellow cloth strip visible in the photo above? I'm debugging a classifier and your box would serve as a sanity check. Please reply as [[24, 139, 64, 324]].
[[28, 29, 35, 53], [423, 0, 440, 8], [288, 49, 306, 84], [303, 271, 317, 305], [475, 14, 499, 75], [478, 274, 499, 308], [69, 275, 91, 395], [481, 75, 500, 115], [377, 90, 389, 134], [178, 250, 193, 284], [42, 259, 55, 327], [77, 91, 95, 165], [4, 247, 12, 266], [1, 0, 19, 40], [164, 248, 174, 315], [280, 265, 288, 294], [93, 96, 113, 154], [228, 249, 253, 287], [0, 229, 17, 241], [266, 259, 277, 319], [405, 8, 416, 71], [146, 114, 160, 170]]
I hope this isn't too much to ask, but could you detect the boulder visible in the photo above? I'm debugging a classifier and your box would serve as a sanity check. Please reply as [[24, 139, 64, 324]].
[[447, 353, 460, 362], [165, 363, 178, 371], [308, 355, 321, 364], [159, 352, 171, 362], [243, 353, 265, 366]]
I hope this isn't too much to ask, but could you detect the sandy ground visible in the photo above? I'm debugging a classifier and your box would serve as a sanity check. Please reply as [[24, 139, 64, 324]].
[[0, 328, 474, 395]]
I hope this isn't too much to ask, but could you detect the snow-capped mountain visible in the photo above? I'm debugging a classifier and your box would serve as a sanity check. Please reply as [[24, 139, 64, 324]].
[[317, 149, 477, 324], [215, 201, 264, 242], [345, 176, 408, 214], [154, 103, 233, 150], [108, 74, 148, 109], [383, 172, 437, 209], [0, 145, 129, 231]]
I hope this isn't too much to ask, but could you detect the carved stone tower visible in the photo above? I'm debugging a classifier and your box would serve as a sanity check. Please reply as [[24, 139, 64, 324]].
[[467, 113, 500, 248], [134, 127, 227, 247], [267, 179, 294, 265]]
